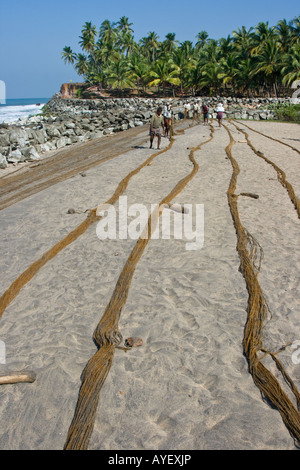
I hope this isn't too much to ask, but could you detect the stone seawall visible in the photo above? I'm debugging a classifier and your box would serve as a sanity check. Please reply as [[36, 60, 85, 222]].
[[0, 94, 295, 170]]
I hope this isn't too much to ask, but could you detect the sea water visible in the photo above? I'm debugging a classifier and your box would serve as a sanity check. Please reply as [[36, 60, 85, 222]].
[[0, 98, 49, 124]]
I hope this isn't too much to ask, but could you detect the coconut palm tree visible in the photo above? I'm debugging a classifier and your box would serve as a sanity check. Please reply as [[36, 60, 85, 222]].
[[106, 59, 135, 90], [79, 22, 97, 53], [99, 19, 118, 47], [199, 61, 222, 95], [219, 35, 234, 56], [252, 21, 276, 53], [78, 22, 102, 77], [252, 38, 283, 96], [117, 16, 134, 35], [119, 32, 137, 57], [291, 15, 300, 42], [128, 54, 150, 91], [140, 32, 160, 62], [61, 46, 77, 66], [148, 60, 180, 95], [171, 47, 192, 95], [236, 58, 258, 96], [232, 26, 255, 59], [195, 31, 209, 50], [282, 43, 300, 86], [275, 19, 293, 52], [162, 33, 180, 53], [218, 52, 240, 93]]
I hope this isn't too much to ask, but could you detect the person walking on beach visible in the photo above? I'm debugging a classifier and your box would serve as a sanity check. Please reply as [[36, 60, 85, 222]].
[[193, 101, 200, 120], [184, 101, 191, 119], [202, 103, 209, 125], [163, 104, 172, 138], [216, 103, 225, 127], [149, 107, 165, 149]]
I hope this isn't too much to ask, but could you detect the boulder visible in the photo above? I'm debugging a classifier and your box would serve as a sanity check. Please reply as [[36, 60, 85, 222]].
[[31, 129, 47, 144], [46, 126, 61, 138], [22, 147, 40, 161], [7, 149, 24, 163], [0, 133, 10, 147], [9, 128, 28, 145], [57, 136, 72, 147]]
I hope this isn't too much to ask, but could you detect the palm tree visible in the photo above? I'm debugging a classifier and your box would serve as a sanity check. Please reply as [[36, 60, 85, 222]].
[[219, 35, 234, 56], [218, 52, 239, 93], [163, 33, 179, 53], [141, 32, 160, 62], [148, 60, 180, 95], [282, 43, 300, 86], [106, 59, 135, 90], [200, 61, 222, 95], [275, 19, 293, 52], [202, 39, 220, 63], [117, 16, 134, 35], [236, 58, 258, 96], [195, 31, 209, 50], [252, 21, 276, 53], [172, 47, 192, 94], [291, 15, 300, 42], [79, 22, 97, 53], [252, 38, 283, 96], [232, 26, 255, 58], [119, 32, 137, 57], [99, 19, 118, 47], [79, 22, 101, 77], [185, 60, 204, 95], [61, 46, 77, 66], [128, 54, 150, 91]]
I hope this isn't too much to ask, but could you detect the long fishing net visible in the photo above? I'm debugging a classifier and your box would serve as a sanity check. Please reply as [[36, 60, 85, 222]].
[[63, 127, 215, 449], [230, 121, 300, 218], [224, 123, 300, 446]]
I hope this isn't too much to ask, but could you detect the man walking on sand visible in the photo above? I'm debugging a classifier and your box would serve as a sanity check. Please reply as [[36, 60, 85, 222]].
[[149, 107, 165, 149]]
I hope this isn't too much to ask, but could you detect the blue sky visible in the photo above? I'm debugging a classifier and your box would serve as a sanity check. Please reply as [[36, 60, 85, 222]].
[[1, 0, 299, 98]]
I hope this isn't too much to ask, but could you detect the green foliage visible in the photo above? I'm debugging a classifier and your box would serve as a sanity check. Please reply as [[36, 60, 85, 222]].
[[272, 103, 300, 122], [61, 15, 300, 96]]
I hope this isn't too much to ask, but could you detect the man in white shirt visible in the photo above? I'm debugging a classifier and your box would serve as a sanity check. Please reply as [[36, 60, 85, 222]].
[[216, 103, 225, 127]]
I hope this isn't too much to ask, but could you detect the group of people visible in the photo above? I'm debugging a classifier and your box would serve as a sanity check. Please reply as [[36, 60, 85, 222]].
[[149, 101, 225, 149]]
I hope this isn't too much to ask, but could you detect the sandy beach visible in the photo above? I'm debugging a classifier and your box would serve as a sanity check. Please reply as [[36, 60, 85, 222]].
[[0, 118, 299, 450]]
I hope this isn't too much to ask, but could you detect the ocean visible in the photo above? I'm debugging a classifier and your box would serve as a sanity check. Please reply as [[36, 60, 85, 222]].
[[0, 98, 50, 124]]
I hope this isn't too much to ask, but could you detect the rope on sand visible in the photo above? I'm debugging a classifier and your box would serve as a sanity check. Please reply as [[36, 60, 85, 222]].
[[63, 126, 215, 450], [0, 135, 180, 320], [232, 119, 300, 156], [224, 123, 300, 446], [230, 121, 300, 218]]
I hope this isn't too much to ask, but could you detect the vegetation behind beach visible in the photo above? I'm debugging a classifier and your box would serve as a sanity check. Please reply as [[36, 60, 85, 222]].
[[62, 16, 300, 99]]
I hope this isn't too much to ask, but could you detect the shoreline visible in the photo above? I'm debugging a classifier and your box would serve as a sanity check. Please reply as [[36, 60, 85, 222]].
[[1, 94, 298, 172]]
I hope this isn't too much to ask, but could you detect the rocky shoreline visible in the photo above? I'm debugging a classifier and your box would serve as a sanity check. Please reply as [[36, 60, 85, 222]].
[[0, 94, 295, 170]]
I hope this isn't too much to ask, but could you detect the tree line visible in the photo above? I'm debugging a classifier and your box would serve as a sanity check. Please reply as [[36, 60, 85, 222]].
[[62, 16, 300, 97]]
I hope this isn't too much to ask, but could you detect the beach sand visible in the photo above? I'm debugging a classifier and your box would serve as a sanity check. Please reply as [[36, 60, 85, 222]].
[[0, 119, 299, 450]]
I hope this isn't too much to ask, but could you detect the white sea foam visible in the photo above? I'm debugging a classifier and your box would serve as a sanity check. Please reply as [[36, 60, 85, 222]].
[[0, 102, 47, 124]]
